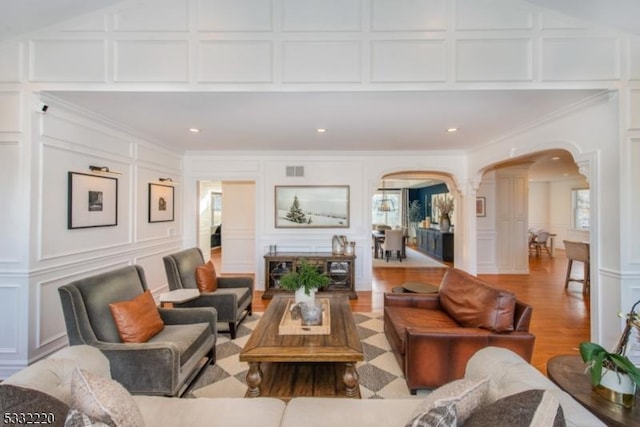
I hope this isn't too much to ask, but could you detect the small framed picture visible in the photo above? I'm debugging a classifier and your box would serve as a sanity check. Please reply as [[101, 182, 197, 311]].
[[149, 183, 175, 223], [68, 172, 118, 229], [476, 197, 486, 217]]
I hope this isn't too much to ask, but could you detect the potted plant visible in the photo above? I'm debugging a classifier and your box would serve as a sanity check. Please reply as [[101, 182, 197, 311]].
[[279, 260, 330, 305], [580, 341, 640, 408]]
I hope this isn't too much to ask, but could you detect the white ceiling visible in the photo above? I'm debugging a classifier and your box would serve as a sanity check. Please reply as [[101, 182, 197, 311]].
[[49, 89, 602, 153], [4, 0, 634, 181]]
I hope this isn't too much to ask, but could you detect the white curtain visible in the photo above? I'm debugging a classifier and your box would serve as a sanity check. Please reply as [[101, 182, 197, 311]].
[[401, 188, 409, 229]]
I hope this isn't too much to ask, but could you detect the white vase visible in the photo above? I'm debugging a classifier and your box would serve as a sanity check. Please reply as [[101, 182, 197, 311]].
[[440, 216, 450, 232], [595, 367, 636, 408], [295, 287, 315, 305]]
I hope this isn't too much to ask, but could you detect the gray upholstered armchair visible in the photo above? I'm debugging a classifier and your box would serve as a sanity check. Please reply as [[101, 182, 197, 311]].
[[58, 265, 216, 397], [163, 248, 253, 339]]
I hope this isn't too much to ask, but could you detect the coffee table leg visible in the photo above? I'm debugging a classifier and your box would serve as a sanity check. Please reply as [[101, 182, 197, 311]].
[[246, 362, 263, 397], [343, 362, 359, 397]]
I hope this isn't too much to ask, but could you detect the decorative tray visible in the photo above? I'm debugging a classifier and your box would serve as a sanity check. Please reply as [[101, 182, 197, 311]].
[[278, 298, 331, 335]]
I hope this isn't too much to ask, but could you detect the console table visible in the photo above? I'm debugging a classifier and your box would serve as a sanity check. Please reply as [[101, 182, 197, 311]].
[[415, 228, 453, 262], [263, 252, 357, 299]]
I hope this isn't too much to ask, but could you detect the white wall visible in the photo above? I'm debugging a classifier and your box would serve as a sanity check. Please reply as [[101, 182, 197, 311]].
[[0, 0, 639, 374]]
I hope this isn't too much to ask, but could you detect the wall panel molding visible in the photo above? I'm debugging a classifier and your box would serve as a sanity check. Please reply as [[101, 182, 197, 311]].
[[198, 40, 273, 83], [113, 0, 189, 32], [0, 42, 23, 82], [0, 91, 23, 132], [371, 40, 446, 82], [197, 0, 273, 32], [456, 38, 532, 82], [282, 41, 361, 83], [30, 40, 106, 82], [541, 37, 620, 81], [0, 284, 20, 353], [114, 40, 189, 82], [282, 0, 361, 32], [455, 0, 533, 30], [628, 90, 640, 130], [371, 0, 447, 32], [35, 261, 128, 348]]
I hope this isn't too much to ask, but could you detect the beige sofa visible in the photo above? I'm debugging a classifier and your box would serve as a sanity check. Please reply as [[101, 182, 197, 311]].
[[2, 345, 604, 427]]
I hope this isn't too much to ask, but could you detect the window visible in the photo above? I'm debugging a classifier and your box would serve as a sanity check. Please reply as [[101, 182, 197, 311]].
[[572, 188, 589, 230], [210, 192, 222, 226], [372, 190, 402, 228]]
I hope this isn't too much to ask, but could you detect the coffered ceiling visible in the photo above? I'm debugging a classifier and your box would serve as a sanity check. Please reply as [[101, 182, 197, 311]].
[[3, 0, 632, 182]]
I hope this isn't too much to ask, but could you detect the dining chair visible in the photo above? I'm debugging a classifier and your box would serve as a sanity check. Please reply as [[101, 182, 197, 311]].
[[532, 230, 552, 257], [381, 229, 404, 262]]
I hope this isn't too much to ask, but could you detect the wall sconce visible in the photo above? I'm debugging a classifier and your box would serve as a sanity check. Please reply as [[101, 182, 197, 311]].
[[89, 165, 121, 175], [155, 177, 178, 185]]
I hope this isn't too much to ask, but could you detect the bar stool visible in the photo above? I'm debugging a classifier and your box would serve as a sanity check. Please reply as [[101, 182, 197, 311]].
[[563, 240, 590, 294]]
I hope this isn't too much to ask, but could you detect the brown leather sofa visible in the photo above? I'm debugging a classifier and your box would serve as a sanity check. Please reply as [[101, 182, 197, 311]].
[[384, 268, 535, 393]]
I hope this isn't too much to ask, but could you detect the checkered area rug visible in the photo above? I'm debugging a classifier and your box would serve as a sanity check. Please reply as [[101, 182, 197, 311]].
[[187, 312, 425, 399]]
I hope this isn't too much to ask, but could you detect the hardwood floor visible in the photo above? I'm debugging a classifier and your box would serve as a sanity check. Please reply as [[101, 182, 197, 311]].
[[215, 248, 590, 375]]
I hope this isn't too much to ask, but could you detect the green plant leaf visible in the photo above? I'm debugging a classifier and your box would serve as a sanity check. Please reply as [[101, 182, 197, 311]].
[[579, 341, 640, 387], [278, 260, 330, 295]]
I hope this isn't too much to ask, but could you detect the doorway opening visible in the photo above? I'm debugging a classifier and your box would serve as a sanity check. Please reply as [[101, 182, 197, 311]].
[[197, 180, 256, 275]]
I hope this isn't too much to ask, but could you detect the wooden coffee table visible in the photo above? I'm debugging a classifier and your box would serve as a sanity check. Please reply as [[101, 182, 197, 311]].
[[547, 354, 640, 426], [239, 294, 363, 399]]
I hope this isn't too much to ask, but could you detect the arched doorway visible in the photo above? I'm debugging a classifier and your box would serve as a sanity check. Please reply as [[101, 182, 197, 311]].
[[371, 171, 460, 268]]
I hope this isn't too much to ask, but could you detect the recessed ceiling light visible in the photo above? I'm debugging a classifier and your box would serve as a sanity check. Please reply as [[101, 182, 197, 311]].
[[447, 128, 458, 133], [316, 128, 327, 133], [551, 156, 560, 160], [189, 128, 200, 133]]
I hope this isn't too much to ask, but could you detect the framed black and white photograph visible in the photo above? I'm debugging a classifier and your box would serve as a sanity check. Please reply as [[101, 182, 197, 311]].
[[149, 183, 175, 223], [476, 197, 486, 217], [68, 172, 118, 229], [275, 185, 349, 228]]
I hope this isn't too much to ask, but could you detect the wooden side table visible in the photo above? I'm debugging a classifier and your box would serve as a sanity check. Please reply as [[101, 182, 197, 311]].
[[402, 282, 439, 293], [547, 354, 640, 427]]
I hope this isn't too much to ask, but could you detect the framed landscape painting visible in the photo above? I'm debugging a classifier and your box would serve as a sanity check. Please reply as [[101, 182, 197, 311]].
[[68, 172, 118, 229], [149, 183, 175, 223], [275, 185, 349, 228]]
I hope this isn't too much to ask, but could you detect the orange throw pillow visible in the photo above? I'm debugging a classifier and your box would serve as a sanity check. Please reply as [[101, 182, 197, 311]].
[[195, 261, 218, 293], [109, 290, 164, 343]]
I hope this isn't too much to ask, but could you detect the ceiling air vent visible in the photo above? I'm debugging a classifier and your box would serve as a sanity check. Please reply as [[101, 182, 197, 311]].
[[286, 166, 304, 177]]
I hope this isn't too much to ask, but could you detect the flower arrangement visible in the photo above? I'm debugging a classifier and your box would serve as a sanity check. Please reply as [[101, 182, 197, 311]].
[[433, 194, 454, 218]]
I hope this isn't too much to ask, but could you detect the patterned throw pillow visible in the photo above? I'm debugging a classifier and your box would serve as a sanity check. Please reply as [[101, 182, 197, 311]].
[[64, 409, 111, 427], [464, 389, 566, 427], [70, 368, 144, 427], [0, 384, 69, 427], [410, 377, 490, 424], [405, 403, 457, 427]]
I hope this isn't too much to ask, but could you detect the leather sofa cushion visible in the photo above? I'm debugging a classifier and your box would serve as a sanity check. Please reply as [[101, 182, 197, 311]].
[[385, 306, 459, 354], [109, 290, 165, 343], [439, 269, 516, 333], [195, 261, 218, 293]]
